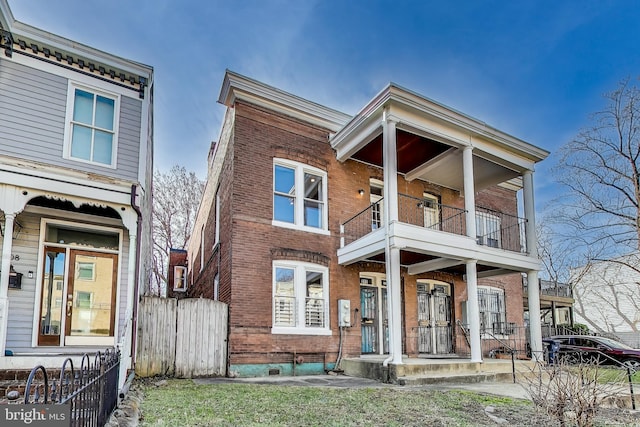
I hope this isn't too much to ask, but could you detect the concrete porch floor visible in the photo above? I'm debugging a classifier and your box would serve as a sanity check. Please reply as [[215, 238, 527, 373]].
[[340, 355, 537, 385]]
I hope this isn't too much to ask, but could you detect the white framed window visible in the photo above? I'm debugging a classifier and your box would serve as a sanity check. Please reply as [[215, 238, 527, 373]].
[[422, 192, 440, 229], [273, 159, 328, 234], [370, 179, 383, 230], [476, 212, 501, 248], [478, 286, 507, 334], [64, 82, 119, 167], [214, 191, 220, 246], [272, 261, 330, 335], [174, 266, 187, 291]]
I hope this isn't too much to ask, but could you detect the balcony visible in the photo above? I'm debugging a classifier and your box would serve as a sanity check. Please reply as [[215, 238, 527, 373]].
[[340, 193, 527, 254]]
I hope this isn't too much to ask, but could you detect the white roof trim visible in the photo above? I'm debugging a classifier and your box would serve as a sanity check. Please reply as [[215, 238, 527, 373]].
[[218, 70, 351, 132]]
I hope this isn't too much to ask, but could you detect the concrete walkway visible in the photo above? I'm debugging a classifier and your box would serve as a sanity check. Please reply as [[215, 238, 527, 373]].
[[194, 374, 532, 400]]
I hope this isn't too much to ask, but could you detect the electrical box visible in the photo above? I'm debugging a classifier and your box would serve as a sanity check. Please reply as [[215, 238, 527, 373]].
[[338, 299, 351, 327]]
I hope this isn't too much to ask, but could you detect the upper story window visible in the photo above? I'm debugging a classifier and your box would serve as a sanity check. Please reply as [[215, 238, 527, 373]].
[[272, 261, 330, 335], [174, 266, 187, 292], [273, 159, 328, 233], [476, 212, 501, 248], [65, 83, 119, 168]]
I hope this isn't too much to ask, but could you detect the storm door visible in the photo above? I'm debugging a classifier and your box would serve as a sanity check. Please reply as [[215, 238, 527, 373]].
[[360, 275, 389, 354], [417, 281, 452, 355]]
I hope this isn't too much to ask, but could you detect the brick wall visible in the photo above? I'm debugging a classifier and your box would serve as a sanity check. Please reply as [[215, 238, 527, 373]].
[[188, 100, 527, 371]]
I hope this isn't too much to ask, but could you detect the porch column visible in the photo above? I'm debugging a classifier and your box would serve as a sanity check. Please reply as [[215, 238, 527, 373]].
[[119, 209, 139, 387], [382, 111, 402, 364], [0, 185, 28, 356], [523, 170, 543, 360], [462, 145, 476, 238], [465, 260, 482, 362], [0, 212, 16, 356]]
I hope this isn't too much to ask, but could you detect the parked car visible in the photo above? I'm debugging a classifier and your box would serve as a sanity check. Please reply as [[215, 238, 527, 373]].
[[549, 335, 640, 369]]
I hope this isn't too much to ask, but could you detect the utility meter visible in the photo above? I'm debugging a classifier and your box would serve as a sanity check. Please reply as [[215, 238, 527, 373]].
[[338, 299, 351, 327]]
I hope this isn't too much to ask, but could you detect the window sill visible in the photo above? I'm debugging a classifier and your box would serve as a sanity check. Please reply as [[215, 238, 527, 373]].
[[272, 220, 330, 236], [271, 327, 332, 336]]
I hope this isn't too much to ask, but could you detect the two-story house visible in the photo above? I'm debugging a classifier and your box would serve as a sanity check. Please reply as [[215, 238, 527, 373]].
[[0, 0, 153, 386], [176, 70, 547, 377]]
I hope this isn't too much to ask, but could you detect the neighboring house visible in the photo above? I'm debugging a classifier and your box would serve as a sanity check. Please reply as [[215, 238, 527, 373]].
[[524, 278, 574, 332], [176, 70, 548, 376], [572, 254, 640, 347], [0, 0, 153, 387]]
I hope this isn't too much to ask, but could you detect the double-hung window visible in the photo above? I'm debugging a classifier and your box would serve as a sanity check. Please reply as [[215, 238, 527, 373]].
[[66, 84, 119, 167], [476, 212, 501, 248], [273, 159, 328, 233], [174, 266, 187, 291], [272, 261, 330, 335], [478, 286, 507, 334]]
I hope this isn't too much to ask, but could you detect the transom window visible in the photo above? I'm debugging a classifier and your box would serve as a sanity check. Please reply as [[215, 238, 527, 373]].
[[272, 261, 330, 335], [273, 159, 327, 233], [66, 84, 118, 167]]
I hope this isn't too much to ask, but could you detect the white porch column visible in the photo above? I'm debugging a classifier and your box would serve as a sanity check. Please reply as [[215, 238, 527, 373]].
[[465, 260, 482, 362], [462, 146, 482, 362], [523, 170, 543, 360], [0, 213, 16, 356], [0, 185, 28, 356], [119, 209, 139, 387], [462, 145, 476, 238], [382, 112, 403, 364]]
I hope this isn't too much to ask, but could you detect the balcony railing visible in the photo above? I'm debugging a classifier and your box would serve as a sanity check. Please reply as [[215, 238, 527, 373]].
[[524, 281, 573, 298], [340, 193, 528, 254]]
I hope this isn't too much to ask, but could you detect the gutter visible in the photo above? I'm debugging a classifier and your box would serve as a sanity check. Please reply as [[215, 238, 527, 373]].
[[130, 184, 143, 369]]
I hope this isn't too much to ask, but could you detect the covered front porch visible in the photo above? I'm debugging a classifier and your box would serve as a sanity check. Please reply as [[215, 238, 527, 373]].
[[330, 83, 549, 366]]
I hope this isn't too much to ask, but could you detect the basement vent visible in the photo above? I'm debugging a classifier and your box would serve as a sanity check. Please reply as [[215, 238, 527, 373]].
[[268, 368, 280, 376]]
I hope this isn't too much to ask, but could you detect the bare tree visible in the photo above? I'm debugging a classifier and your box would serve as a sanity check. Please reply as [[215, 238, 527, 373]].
[[550, 79, 640, 262], [151, 165, 204, 295]]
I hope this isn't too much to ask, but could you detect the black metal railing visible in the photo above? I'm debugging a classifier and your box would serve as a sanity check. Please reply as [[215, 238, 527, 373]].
[[475, 206, 527, 253], [524, 281, 573, 298], [398, 194, 467, 236], [340, 195, 528, 255], [23, 348, 120, 427]]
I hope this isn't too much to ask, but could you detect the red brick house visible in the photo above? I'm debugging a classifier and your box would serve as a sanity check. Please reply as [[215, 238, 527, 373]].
[[176, 70, 548, 377]]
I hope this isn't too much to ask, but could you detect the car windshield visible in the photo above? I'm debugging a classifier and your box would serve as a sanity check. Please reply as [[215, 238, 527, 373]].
[[595, 337, 634, 350]]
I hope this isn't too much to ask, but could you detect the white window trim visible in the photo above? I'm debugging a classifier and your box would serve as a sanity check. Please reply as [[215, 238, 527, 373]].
[[476, 212, 502, 248], [31, 218, 123, 348], [174, 266, 187, 292], [214, 191, 220, 246], [200, 224, 205, 272], [272, 158, 330, 235], [62, 81, 120, 169], [213, 273, 219, 300], [272, 261, 331, 336], [477, 285, 508, 338]]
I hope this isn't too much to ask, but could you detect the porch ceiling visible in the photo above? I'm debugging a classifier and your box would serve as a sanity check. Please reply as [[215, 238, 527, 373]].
[[351, 129, 520, 192], [366, 251, 512, 276]]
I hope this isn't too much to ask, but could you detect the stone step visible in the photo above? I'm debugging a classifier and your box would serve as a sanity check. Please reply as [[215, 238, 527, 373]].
[[397, 371, 514, 386]]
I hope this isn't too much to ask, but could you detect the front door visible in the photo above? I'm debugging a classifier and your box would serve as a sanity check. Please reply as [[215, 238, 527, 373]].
[[360, 275, 389, 354], [38, 247, 118, 346], [417, 281, 452, 355]]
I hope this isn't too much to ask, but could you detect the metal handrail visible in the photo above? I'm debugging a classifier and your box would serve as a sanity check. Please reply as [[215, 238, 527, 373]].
[[481, 327, 518, 383]]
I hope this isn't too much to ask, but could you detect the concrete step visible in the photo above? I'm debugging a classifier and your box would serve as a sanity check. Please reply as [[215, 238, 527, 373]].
[[397, 371, 514, 386]]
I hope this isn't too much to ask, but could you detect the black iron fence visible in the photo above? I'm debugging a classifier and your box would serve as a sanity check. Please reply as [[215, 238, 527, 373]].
[[21, 348, 120, 427]]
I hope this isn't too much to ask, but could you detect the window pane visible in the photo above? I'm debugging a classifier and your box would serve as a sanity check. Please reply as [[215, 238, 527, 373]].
[[93, 130, 113, 165], [73, 90, 94, 124], [70, 124, 92, 160], [304, 200, 322, 228], [77, 262, 95, 280], [95, 96, 115, 130], [275, 267, 294, 295], [304, 173, 322, 200], [275, 267, 295, 327], [274, 165, 295, 195], [305, 271, 324, 327], [274, 194, 295, 223]]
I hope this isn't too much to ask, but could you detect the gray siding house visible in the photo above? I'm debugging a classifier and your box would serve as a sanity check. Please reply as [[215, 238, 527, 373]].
[[0, 0, 153, 386]]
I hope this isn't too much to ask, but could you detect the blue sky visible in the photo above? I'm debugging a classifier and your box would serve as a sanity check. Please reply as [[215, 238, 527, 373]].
[[8, 1, 640, 209]]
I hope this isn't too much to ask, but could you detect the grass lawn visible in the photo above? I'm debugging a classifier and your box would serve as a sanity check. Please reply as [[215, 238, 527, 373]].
[[139, 379, 541, 426]]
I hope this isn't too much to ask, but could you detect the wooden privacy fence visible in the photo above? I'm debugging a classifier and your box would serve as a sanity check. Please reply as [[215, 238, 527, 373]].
[[136, 296, 228, 378]]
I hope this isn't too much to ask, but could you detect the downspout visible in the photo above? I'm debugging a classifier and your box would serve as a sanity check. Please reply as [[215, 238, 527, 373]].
[[130, 184, 143, 369]]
